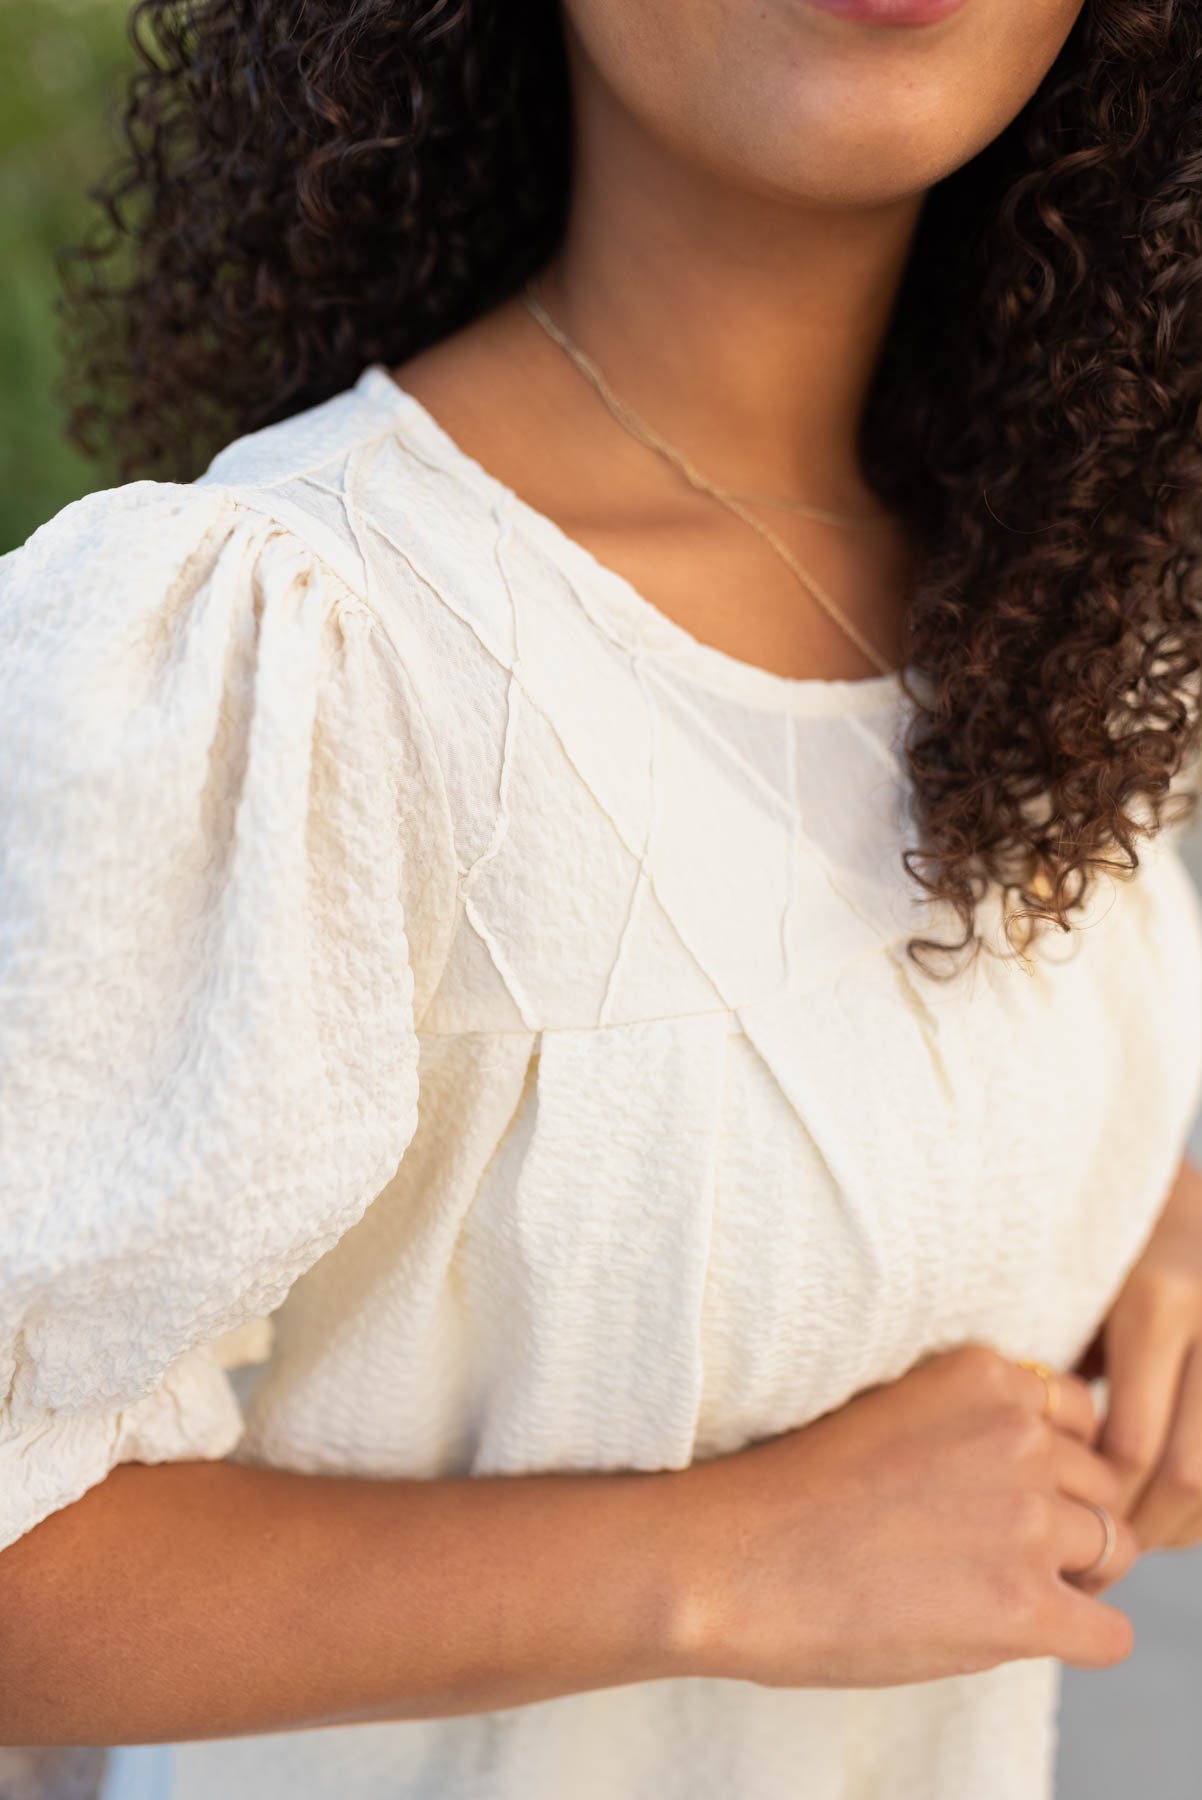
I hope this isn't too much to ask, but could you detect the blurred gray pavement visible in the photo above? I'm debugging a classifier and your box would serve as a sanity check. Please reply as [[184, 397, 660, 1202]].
[[1058, 1541, 1202, 1797]]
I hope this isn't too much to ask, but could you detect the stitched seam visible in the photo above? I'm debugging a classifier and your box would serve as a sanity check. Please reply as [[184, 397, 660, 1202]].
[[204, 487, 462, 1022], [417, 1008, 748, 1037]]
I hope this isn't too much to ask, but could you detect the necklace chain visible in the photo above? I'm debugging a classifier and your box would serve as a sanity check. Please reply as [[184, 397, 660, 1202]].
[[521, 275, 897, 679]]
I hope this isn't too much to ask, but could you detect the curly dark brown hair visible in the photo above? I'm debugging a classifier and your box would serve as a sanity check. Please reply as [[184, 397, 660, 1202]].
[[57, 0, 1202, 971]]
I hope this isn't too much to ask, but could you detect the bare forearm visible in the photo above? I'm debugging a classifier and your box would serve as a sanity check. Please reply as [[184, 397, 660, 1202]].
[[0, 1456, 690, 1746]]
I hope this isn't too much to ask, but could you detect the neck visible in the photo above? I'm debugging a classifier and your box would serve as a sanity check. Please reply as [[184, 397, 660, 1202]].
[[541, 32, 928, 513]]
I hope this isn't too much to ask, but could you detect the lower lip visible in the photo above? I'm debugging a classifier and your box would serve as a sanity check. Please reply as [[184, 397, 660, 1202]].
[[802, 0, 969, 24]]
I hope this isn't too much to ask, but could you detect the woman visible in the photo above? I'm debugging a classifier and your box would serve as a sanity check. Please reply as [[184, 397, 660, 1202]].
[[3, 0, 1202, 1794]]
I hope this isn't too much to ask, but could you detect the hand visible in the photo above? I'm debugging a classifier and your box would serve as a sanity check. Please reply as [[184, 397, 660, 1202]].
[[669, 1343, 1138, 1689], [1074, 1154, 1202, 1551]]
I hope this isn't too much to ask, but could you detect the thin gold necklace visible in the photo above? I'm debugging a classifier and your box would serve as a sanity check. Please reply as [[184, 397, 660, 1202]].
[[521, 275, 898, 679]]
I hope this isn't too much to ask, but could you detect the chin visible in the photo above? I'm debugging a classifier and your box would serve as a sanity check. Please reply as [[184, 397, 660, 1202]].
[[565, 0, 1085, 213], [687, 99, 994, 212]]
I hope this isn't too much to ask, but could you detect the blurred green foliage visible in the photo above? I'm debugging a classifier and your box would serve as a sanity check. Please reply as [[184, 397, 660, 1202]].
[[1, 0, 131, 551]]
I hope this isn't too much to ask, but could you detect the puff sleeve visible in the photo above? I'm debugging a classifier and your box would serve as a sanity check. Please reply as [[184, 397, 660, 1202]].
[[0, 480, 450, 1551]]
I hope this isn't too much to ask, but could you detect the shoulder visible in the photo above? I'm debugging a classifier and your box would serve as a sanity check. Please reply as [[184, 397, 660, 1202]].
[[6, 362, 565, 692], [0, 365, 444, 634], [197, 365, 530, 663], [0, 415, 460, 838], [0, 367, 429, 715], [192, 367, 406, 595]]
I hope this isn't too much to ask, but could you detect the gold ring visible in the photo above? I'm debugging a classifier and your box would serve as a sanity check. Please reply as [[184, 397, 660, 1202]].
[[1079, 1501, 1117, 1578], [1018, 1357, 1060, 1421]]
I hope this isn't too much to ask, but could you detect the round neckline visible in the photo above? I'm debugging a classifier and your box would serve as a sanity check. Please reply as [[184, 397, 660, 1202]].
[[358, 362, 914, 718]]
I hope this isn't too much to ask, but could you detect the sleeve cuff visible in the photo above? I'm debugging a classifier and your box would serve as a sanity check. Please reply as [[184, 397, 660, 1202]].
[[0, 1344, 247, 1553]]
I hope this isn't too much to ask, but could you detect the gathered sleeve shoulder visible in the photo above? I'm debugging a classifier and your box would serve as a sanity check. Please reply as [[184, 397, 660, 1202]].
[[0, 480, 456, 1551]]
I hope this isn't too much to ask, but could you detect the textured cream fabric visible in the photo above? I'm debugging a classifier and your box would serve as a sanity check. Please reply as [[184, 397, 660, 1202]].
[[3, 365, 1202, 1800]]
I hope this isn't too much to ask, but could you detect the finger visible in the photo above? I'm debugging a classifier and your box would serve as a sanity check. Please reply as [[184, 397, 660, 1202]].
[[1013, 1361, 1098, 1444], [1098, 1303, 1191, 1516], [1052, 1494, 1139, 1588], [1046, 1581, 1136, 1671], [1051, 1434, 1123, 1511], [1129, 1338, 1202, 1548], [1165, 1504, 1202, 1551]]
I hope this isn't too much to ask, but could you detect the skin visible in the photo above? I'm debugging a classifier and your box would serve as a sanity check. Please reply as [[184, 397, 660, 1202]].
[[0, 1347, 1136, 1745], [395, 0, 1086, 684], [1076, 1153, 1202, 1553], [6, 0, 1187, 1746]]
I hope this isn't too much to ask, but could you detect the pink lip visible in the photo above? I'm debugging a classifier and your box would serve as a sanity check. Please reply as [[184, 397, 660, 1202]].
[[802, 0, 970, 24]]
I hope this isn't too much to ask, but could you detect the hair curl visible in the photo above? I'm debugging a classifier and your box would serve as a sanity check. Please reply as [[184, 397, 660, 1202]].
[[57, 0, 1202, 971]]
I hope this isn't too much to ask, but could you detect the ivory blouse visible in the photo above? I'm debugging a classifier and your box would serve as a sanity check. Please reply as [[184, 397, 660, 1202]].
[[2, 365, 1202, 1800]]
